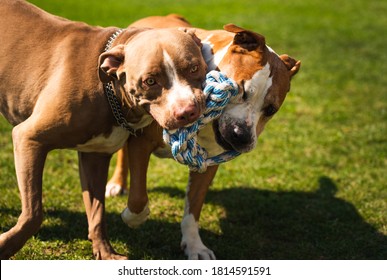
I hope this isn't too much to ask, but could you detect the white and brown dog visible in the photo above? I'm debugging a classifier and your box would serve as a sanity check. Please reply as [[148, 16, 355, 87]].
[[0, 1, 207, 259], [106, 15, 301, 259]]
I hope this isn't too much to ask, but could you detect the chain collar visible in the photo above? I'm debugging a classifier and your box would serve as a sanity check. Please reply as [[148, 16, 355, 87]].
[[104, 29, 124, 52], [103, 29, 137, 135]]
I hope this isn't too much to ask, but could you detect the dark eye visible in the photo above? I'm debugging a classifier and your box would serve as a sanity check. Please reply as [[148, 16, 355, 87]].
[[190, 65, 198, 73], [144, 78, 156, 86], [263, 104, 277, 117]]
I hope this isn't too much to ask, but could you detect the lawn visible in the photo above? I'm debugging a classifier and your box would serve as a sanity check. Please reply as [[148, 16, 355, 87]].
[[0, 0, 386, 259]]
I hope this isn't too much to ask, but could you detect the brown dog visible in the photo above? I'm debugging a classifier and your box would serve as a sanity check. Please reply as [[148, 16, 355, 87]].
[[0, 1, 207, 259], [106, 15, 301, 259]]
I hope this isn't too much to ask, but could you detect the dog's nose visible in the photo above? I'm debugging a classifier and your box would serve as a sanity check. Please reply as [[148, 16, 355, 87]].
[[174, 104, 200, 124], [231, 124, 251, 145]]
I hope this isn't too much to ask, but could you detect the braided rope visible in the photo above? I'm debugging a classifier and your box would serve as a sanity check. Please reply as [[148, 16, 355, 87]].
[[163, 70, 241, 173]]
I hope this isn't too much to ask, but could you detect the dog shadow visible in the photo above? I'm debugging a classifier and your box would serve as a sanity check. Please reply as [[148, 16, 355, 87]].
[[144, 176, 387, 259], [2, 176, 385, 259]]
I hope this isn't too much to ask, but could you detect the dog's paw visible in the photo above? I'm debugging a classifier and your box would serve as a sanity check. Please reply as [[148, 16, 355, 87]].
[[181, 240, 216, 260], [180, 213, 216, 260], [105, 183, 127, 197], [92, 244, 128, 260], [121, 204, 150, 228]]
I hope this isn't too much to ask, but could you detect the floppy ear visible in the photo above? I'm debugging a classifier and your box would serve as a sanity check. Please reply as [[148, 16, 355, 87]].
[[223, 24, 266, 51], [279, 54, 301, 78], [98, 44, 125, 83], [178, 27, 202, 48]]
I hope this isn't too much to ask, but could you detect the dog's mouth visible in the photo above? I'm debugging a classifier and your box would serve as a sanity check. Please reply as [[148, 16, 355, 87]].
[[212, 119, 256, 153]]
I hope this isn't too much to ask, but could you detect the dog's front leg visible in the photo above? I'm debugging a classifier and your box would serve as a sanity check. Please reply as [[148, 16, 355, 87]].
[[78, 152, 127, 260], [0, 125, 48, 259], [181, 165, 219, 260], [121, 134, 157, 228]]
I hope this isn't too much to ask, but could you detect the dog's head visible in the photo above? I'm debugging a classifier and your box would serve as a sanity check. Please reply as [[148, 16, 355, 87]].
[[212, 24, 301, 153], [98, 28, 207, 130]]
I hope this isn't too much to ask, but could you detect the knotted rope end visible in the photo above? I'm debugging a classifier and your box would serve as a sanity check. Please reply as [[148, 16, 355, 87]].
[[163, 71, 240, 173]]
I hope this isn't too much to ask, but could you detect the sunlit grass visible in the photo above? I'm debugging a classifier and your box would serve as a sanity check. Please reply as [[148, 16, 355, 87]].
[[0, 0, 386, 259]]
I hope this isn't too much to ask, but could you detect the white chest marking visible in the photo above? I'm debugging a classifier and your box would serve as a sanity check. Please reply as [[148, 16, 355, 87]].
[[75, 126, 129, 154]]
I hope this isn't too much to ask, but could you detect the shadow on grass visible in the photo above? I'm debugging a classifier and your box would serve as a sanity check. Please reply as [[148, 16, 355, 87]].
[[149, 176, 387, 260], [1, 176, 385, 259]]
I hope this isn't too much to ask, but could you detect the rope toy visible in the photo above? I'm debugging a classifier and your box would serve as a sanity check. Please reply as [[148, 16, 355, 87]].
[[163, 70, 241, 173]]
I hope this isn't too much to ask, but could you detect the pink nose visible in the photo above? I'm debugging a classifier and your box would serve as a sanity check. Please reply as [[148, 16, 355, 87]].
[[174, 104, 200, 124]]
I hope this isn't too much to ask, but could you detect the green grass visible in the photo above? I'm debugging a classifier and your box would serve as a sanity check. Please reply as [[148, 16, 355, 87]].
[[0, 0, 386, 259]]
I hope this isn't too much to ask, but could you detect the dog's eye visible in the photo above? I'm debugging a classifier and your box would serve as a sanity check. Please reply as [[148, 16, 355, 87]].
[[263, 104, 277, 117], [190, 65, 198, 73], [144, 78, 156, 86]]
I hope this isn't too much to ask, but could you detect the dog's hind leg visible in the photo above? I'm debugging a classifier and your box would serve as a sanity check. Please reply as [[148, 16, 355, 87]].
[[180, 165, 219, 260], [78, 152, 127, 260], [0, 123, 48, 259]]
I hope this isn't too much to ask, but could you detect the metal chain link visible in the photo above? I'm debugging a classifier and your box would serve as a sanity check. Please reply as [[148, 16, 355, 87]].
[[102, 29, 136, 135]]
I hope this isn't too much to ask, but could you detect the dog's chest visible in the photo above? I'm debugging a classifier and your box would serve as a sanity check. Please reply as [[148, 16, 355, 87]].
[[75, 114, 153, 154], [75, 126, 129, 154]]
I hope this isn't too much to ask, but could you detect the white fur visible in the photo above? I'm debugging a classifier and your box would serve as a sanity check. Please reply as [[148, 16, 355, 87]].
[[215, 63, 272, 152], [163, 50, 195, 107], [213, 42, 232, 67], [76, 126, 129, 154], [180, 213, 216, 260], [105, 182, 127, 197], [223, 63, 272, 126], [75, 114, 153, 154], [121, 203, 150, 229], [201, 35, 232, 71], [266, 44, 279, 56], [245, 63, 272, 103]]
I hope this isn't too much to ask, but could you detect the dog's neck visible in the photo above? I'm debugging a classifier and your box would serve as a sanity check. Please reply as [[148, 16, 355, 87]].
[[103, 29, 153, 134]]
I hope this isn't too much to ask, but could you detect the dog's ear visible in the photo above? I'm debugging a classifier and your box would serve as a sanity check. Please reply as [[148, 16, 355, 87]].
[[178, 27, 202, 48], [279, 54, 301, 78], [224, 24, 265, 51], [98, 44, 125, 83]]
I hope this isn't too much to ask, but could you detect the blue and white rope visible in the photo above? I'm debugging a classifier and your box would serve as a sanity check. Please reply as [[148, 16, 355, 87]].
[[163, 70, 241, 173]]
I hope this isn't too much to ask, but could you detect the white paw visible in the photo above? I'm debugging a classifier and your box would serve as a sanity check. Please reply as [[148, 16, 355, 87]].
[[105, 183, 127, 197], [181, 240, 216, 260], [180, 214, 216, 260], [121, 204, 150, 228]]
